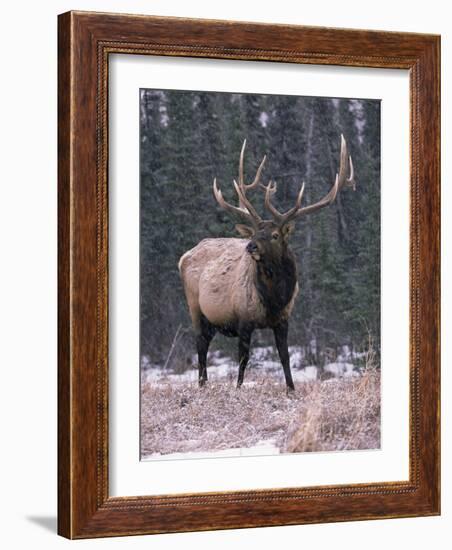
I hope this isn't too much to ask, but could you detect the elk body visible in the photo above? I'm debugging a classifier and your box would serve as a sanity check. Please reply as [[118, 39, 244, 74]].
[[178, 136, 355, 390]]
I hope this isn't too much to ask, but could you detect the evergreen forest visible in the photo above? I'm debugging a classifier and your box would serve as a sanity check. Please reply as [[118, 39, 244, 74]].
[[140, 89, 381, 369]]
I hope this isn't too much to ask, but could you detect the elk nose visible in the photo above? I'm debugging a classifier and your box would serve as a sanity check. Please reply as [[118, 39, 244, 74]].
[[246, 241, 258, 254]]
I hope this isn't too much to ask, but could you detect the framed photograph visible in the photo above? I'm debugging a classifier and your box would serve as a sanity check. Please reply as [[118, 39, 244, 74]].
[[58, 11, 440, 539]]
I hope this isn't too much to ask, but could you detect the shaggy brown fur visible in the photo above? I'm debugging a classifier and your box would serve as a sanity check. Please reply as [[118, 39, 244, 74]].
[[179, 237, 298, 332]]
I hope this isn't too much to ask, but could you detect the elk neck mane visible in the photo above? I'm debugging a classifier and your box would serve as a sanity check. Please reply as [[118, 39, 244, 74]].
[[251, 247, 298, 324]]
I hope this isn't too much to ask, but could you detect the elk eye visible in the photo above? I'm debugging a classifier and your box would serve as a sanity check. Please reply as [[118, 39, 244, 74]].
[[272, 232, 279, 240]]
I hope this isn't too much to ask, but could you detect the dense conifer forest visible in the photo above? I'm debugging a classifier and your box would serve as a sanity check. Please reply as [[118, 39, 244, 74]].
[[140, 89, 380, 368]]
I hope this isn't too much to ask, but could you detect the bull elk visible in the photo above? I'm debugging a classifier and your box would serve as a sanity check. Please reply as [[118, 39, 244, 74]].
[[178, 136, 355, 391]]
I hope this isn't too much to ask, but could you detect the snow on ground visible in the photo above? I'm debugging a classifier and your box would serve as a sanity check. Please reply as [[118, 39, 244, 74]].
[[141, 369, 380, 459], [323, 362, 359, 378], [292, 366, 318, 382], [142, 345, 364, 386], [140, 345, 379, 459]]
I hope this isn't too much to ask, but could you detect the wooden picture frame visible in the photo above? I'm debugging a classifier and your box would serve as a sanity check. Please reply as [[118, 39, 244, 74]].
[[58, 10, 440, 539]]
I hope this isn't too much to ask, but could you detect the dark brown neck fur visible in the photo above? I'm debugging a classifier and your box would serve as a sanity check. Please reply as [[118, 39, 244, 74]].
[[254, 248, 297, 325]]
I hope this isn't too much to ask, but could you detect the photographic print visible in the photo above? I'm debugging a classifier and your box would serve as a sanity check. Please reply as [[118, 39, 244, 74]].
[[58, 13, 440, 537], [140, 89, 381, 460]]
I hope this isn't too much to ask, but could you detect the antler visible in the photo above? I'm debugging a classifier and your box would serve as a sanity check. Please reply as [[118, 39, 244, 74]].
[[264, 180, 305, 225], [213, 139, 266, 228], [264, 134, 355, 226], [213, 178, 261, 227], [237, 139, 267, 196]]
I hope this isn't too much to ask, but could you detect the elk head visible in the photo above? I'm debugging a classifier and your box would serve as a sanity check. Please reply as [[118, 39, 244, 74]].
[[213, 135, 355, 262]]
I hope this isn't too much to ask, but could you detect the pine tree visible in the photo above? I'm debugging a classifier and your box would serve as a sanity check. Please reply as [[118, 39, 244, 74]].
[[139, 89, 381, 365]]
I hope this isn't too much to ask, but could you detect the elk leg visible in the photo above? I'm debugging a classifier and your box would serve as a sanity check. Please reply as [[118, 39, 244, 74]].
[[196, 316, 216, 387], [274, 321, 295, 391], [237, 329, 252, 388]]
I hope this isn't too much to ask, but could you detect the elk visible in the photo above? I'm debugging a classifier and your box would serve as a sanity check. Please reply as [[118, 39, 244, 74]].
[[178, 136, 355, 391]]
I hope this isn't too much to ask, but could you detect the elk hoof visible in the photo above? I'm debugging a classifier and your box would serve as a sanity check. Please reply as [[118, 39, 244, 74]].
[[286, 386, 295, 396], [198, 379, 207, 388]]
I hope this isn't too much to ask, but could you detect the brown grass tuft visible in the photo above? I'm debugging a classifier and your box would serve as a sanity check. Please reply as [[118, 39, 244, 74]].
[[141, 368, 380, 458], [284, 368, 380, 453]]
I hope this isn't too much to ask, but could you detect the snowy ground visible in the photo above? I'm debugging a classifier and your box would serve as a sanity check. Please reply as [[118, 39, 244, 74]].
[[141, 345, 364, 385], [141, 346, 380, 460]]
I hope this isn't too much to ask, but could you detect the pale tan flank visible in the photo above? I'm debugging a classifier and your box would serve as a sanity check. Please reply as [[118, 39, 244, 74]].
[[179, 237, 298, 331]]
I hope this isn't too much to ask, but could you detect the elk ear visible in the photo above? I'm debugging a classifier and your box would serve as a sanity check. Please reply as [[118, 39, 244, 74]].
[[281, 222, 295, 240], [235, 224, 255, 238]]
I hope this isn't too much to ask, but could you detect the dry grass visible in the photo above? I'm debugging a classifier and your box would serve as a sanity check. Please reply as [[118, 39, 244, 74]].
[[140, 368, 380, 458]]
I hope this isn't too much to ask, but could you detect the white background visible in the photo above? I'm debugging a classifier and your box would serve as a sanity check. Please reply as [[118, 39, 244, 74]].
[[0, 1, 449, 548], [110, 56, 409, 496]]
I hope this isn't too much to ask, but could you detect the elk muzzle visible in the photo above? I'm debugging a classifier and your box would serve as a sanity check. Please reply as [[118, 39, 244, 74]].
[[246, 241, 261, 261]]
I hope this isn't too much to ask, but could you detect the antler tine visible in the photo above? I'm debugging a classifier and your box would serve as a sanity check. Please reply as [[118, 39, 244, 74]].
[[212, 140, 268, 227], [264, 180, 284, 223], [348, 154, 356, 190], [213, 178, 260, 228], [233, 179, 261, 221], [238, 139, 246, 188], [264, 180, 306, 225], [249, 154, 267, 189], [238, 139, 267, 191], [336, 134, 356, 192], [287, 134, 356, 220]]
